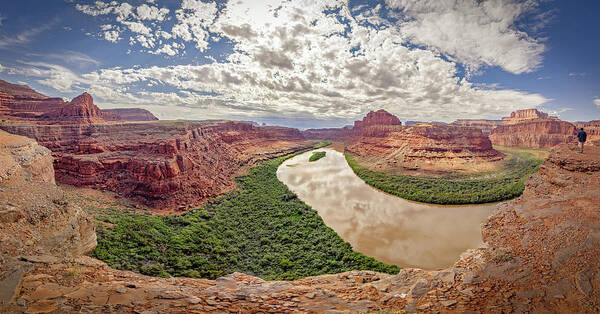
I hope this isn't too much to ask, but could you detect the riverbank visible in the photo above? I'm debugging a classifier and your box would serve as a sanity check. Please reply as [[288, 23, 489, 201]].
[[75, 141, 399, 280], [345, 147, 544, 205]]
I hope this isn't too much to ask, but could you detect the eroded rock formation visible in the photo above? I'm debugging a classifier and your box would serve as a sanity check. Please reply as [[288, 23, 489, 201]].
[[42, 93, 104, 124], [489, 119, 577, 149], [452, 108, 578, 149], [1, 142, 598, 313], [102, 108, 158, 121], [0, 79, 158, 123], [348, 123, 505, 174], [451, 119, 505, 135], [0, 130, 96, 259], [1, 121, 311, 210], [304, 110, 504, 174]]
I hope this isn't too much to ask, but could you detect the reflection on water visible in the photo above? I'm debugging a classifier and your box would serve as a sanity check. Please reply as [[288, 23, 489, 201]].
[[277, 148, 496, 270]]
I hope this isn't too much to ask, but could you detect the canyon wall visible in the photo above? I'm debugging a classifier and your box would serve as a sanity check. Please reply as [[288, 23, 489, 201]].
[[0, 80, 158, 123], [451, 119, 505, 135], [0, 121, 311, 210], [304, 109, 504, 174], [102, 108, 159, 121], [453, 108, 578, 149], [347, 123, 504, 174], [489, 120, 577, 149]]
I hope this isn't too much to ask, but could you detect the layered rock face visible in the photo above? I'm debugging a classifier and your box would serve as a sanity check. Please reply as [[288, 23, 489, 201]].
[[347, 123, 505, 173], [452, 108, 577, 149], [42, 92, 104, 124], [451, 119, 505, 135], [489, 119, 577, 149], [0, 79, 158, 123], [102, 108, 158, 121], [502, 108, 550, 121], [2, 143, 598, 313], [1, 121, 311, 210], [0, 130, 96, 259], [353, 109, 402, 129], [304, 109, 503, 174]]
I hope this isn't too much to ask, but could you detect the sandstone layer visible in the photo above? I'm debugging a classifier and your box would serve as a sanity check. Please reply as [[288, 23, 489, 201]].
[[451, 119, 505, 135], [0, 130, 96, 259], [304, 110, 504, 174], [1, 120, 311, 210], [347, 123, 505, 174], [489, 119, 577, 149], [102, 108, 158, 121], [452, 108, 578, 149], [1, 142, 598, 313], [0, 79, 158, 123]]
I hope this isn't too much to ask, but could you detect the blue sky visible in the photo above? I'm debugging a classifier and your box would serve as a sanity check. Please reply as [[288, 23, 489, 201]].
[[0, 0, 598, 128]]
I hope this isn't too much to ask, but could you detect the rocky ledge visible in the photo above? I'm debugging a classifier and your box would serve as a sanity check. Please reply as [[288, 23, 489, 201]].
[[1, 139, 598, 313]]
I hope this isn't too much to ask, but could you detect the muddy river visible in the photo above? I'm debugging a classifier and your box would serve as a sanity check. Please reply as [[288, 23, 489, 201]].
[[276, 148, 497, 270]]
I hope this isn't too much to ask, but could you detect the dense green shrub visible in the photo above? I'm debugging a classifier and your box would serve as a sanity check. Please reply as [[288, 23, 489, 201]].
[[345, 150, 543, 205], [92, 142, 399, 280], [308, 151, 326, 162]]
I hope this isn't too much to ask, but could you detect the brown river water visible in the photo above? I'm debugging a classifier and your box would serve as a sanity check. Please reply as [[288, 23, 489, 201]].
[[276, 148, 497, 270]]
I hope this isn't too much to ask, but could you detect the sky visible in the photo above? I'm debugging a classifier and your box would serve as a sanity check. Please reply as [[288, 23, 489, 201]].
[[0, 0, 598, 128]]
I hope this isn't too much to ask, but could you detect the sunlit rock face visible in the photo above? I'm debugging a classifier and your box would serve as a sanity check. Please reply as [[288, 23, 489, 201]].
[[0, 121, 310, 211], [489, 119, 577, 149], [102, 108, 158, 121], [0, 130, 96, 258]]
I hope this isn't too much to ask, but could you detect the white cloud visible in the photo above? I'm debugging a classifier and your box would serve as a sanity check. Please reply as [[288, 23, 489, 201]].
[[0, 22, 55, 49], [594, 99, 600, 108], [568, 72, 586, 77], [385, 0, 546, 74], [104, 30, 120, 43], [136, 4, 169, 21], [12, 0, 551, 124]]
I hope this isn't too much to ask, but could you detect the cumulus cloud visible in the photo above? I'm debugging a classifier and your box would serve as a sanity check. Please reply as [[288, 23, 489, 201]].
[[594, 99, 600, 108], [385, 0, 546, 74], [10, 0, 551, 125]]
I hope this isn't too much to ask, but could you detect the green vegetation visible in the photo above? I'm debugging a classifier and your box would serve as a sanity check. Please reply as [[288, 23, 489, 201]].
[[91, 141, 399, 280], [345, 149, 543, 205], [308, 151, 326, 162]]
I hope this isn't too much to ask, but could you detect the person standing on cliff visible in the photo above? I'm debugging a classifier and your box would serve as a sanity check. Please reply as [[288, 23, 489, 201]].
[[577, 128, 587, 153]]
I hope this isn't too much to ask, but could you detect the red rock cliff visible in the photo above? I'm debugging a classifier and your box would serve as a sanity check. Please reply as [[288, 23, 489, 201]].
[[347, 123, 504, 173], [102, 108, 158, 121], [42, 92, 104, 124], [1, 121, 310, 210], [489, 120, 577, 149], [353, 109, 402, 129]]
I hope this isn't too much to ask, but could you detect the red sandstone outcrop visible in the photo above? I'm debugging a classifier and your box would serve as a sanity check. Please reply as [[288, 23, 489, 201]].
[[102, 108, 158, 121], [0, 130, 96, 259], [0, 79, 159, 123], [353, 109, 402, 129], [0, 79, 48, 99], [304, 110, 504, 174], [42, 92, 104, 124], [502, 108, 552, 122], [1, 143, 598, 313], [347, 123, 505, 173], [452, 108, 578, 149], [451, 119, 505, 135], [1, 121, 311, 210], [489, 119, 577, 149]]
